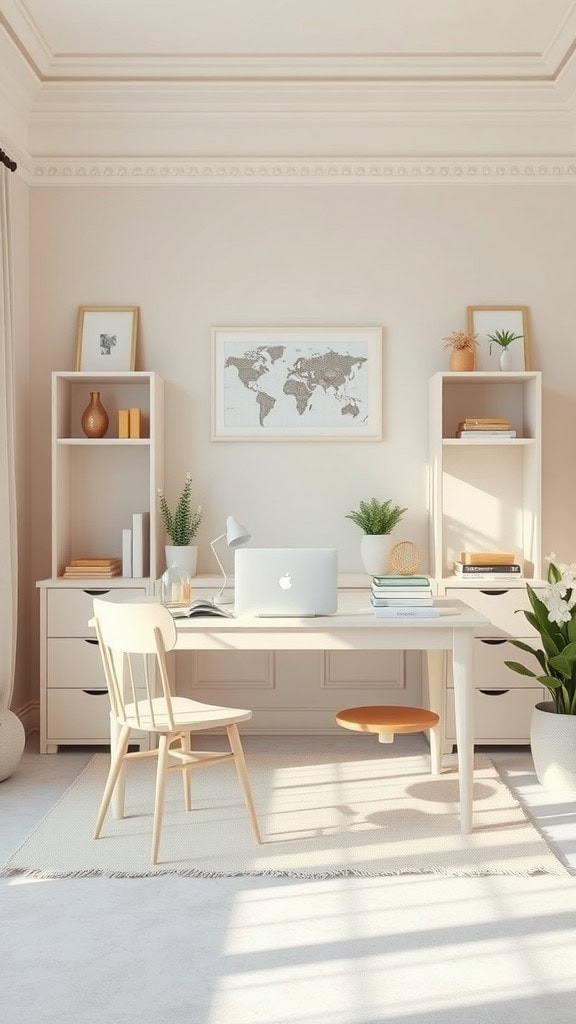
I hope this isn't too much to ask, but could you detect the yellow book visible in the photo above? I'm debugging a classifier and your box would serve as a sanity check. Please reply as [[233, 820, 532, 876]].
[[118, 409, 130, 438], [129, 407, 142, 439], [460, 551, 515, 565]]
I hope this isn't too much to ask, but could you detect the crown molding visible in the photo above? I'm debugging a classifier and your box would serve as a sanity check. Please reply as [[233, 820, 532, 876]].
[[28, 156, 576, 186]]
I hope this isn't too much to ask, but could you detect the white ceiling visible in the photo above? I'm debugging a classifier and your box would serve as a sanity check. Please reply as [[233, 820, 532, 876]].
[[2, 0, 576, 79]]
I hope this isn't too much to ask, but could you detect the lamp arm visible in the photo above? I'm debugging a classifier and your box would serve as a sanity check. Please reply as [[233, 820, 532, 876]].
[[210, 533, 228, 602]]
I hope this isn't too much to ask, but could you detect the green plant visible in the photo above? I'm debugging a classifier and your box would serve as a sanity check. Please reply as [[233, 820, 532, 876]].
[[487, 329, 523, 355], [345, 498, 407, 536], [505, 558, 576, 714], [157, 472, 202, 545], [443, 330, 478, 352]]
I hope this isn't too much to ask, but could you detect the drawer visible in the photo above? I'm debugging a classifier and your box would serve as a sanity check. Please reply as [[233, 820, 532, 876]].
[[445, 687, 544, 742], [447, 637, 542, 690], [46, 638, 150, 690], [47, 587, 147, 637], [445, 586, 542, 638], [46, 688, 146, 742]]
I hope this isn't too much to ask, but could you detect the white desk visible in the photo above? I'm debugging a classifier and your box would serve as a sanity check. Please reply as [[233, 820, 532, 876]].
[[110, 595, 489, 833]]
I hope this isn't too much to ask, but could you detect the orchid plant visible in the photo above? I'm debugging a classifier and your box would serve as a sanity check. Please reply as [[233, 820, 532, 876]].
[[505, 556, 576, 714]]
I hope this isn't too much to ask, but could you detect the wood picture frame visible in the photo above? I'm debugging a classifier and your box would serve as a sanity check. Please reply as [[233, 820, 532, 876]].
[[211, 325, 383, 441], [76, 306, 139, 372], [466, 306, 530, 372]]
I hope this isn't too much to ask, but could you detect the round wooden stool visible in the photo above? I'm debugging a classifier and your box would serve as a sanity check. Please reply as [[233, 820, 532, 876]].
[[336, 705, 440, 745]]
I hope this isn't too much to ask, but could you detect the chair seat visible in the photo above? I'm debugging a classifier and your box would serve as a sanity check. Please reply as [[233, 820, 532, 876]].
[[336, 705, 439, 735], [121, 696, 252, 733]]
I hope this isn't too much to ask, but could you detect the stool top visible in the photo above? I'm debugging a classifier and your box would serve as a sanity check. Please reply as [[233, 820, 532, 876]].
[[336, 705, 439, 734]]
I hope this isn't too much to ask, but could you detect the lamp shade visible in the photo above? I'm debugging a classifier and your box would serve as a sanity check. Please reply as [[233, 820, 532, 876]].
[[225, 516, 251, 547]]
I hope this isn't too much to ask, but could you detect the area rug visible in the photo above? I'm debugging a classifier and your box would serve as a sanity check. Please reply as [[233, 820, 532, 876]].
[[1, 749, 569, 878]]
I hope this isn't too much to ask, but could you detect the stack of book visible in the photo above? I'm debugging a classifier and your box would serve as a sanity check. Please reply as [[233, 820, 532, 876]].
[[454, 552, 522, 580], [62, 557, 121, 579], [371, 574, 435, 617], [456, 417, 516, 439]]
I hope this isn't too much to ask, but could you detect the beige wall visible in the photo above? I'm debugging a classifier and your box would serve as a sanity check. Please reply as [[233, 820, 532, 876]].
[[25, 182, 576, 697], [12, 173, 30, 713]]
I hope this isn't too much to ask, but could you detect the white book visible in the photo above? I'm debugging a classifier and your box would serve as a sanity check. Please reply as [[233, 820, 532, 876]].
[[121, 528, 132, 578], [132, 512, 149, 578], [373, 598, 434, 607], [373, 606, 459, 618]]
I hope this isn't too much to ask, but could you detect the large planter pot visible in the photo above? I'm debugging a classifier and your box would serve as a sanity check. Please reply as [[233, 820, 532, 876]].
[[360, 535, 392, 577], [530, 701, 576, 791], [165, 544, 198, 577], [0, 709, 25, 782]]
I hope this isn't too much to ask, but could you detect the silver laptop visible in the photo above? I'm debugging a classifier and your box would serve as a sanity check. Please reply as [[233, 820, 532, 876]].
[[234, 548, 338, 617]]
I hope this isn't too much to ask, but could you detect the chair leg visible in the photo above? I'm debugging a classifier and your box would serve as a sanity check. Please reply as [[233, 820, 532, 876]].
[[181, 732, 192, 812], [226, 724, 261, 845], [151, 733, 170, 866], [93, 724, 131, 839]]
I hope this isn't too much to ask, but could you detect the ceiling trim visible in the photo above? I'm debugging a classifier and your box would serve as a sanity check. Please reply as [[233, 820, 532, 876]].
[[27, 156, 576, 186]]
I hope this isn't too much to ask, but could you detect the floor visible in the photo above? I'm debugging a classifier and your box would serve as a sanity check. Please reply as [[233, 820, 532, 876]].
[[2, 735, 576, 1024]]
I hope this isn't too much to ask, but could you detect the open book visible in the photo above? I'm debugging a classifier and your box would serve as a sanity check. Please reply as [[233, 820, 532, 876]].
[[167, 599, 235, 619]]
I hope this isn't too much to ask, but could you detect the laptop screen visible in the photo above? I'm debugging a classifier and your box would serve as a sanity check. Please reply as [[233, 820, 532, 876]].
[[234, 548, 338, 617]]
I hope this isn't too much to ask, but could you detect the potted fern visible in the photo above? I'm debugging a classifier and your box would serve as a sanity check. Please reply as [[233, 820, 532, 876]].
[[157, 472, 203, 576], [346, 498, 407, 576]]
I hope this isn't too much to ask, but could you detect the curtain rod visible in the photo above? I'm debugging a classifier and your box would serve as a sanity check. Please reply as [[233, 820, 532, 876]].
[[0, 148, 17, 172]]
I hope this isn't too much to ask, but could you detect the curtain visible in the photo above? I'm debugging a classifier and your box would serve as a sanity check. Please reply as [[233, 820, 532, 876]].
[[0, 164, 18, 711]]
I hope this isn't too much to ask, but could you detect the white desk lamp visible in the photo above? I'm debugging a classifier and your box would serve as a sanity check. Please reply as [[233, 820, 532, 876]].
[[210, 516, 251, 603]]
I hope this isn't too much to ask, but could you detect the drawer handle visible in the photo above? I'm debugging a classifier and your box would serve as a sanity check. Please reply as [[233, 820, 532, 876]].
[[479, 590, 508, 597], [480, 638, 507, 646], [479, 689, 509, 696], [82, 689, 108, 696], [83, 638, 99, 646], [83, 589, 111, 596]]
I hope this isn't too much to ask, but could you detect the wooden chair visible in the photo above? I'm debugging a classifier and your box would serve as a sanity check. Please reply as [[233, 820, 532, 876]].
[[92, 597, 261, 864]]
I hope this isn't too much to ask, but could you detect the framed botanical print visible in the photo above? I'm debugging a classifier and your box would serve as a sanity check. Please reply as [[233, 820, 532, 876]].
[[76, 306, 138, 372]]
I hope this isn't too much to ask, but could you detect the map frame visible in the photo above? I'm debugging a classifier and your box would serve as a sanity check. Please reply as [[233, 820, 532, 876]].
[[211, 325, 383, 441]]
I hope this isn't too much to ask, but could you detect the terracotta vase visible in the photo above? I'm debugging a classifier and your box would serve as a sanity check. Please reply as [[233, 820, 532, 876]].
[[81, 391, 109, 438], [449, 349, 475, 372]]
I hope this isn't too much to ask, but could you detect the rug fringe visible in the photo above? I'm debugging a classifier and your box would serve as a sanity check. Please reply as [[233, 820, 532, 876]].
[[1, 864, 570, 880]]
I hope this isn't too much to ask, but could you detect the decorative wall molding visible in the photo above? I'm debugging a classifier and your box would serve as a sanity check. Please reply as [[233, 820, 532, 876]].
[[16, 700, 39, 737], [29, 156, 576, 185]]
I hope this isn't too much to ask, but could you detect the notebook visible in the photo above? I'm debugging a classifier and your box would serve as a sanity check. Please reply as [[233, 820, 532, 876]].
[[234, 548, 338, 617]]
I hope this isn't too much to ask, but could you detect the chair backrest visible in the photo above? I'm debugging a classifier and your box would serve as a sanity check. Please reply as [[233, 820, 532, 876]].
[[92, 597, 178, 730]]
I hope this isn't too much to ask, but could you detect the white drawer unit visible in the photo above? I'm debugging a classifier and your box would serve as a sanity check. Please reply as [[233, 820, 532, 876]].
[[446, 636, 542, 691], [446, 687, 544, 744], [38, 580, 153, 752], [444, 586, 542, 639]]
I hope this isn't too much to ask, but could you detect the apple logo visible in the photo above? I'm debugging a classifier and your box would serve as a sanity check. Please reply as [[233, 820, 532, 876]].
[[279, 573, 292, 591]]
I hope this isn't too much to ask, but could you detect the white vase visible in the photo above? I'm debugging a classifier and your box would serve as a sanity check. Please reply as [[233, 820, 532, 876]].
[[165, 544, 198, 576], [499, 347, 512, 371], [530, 701, 576, 790], [360, 535, 392, 577], [0, 708, 25, 782]]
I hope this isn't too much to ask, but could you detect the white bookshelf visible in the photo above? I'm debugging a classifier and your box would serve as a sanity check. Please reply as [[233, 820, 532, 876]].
[[428, 370, 545, 748], [37, 371, 164, 752]]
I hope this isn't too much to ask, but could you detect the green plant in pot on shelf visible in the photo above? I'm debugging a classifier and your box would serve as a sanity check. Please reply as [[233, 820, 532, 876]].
[[346, 498, 407, 577], [505, 557, 576, 790], [157, 472, 203, 576], [487, 329, 523, 371]]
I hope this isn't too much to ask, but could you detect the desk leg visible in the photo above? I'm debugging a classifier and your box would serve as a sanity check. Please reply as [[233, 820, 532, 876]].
[[425, 650, 445, 776], [110, 712, 126, 820], [452, 629, 474, 835]]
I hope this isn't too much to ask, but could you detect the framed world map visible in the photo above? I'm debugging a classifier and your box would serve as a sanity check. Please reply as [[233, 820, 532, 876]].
[[211, 326, 383, 441]]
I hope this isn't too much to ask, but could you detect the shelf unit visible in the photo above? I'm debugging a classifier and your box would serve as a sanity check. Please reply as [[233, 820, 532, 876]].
[[428, 370, 544, 748], [37, 371, 165, 752]]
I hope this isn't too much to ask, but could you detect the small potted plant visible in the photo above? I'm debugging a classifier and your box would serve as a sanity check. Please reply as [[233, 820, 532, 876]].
[[443, 330, 478, 372], [157, 472, 203, 576], [486, 329, 523, 371], [505, 556, 576, 790], [346, 498, 407, 576]]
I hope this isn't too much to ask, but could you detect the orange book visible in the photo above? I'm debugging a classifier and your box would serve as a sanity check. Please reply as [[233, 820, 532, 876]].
[[118, 409, 130, 438], [129, 407, 142, 439]]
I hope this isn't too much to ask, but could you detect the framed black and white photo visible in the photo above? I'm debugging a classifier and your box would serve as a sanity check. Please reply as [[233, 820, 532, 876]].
[[211, 326, 383, 440], [76, 306, 139, 372]]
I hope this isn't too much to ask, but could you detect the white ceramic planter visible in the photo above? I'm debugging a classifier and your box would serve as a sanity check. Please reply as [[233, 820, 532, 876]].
[[0, 709, 25, 781], [530, 701, 576, 791], [499, 348, 512, 371], [165, 544, 198, 576], [360, 535, 392, 577]]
